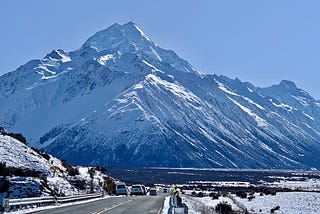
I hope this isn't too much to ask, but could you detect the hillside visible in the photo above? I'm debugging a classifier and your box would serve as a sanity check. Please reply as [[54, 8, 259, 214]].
[[0, 129, 114, 206]]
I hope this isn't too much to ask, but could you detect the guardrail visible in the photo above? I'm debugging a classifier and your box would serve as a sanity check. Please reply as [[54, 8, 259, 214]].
[[2, 192, 104, 213]]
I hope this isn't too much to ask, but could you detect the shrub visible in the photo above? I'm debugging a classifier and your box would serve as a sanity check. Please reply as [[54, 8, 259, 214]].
[[95, 166, 108, 174], [248, 195, 255, 201], [196, 192, 204, 197], [0, 178, 10, 193], [103, 176, 115, 195], [236, 190, 247, 198], [0, 162, 7, 175], [215, 202, 233, 214], [263, 188, 272, 195], [68, 167, 80, 176], [69, 179, 86, 190], [32, 147, 51, 160], [40, 152, 51, 161], [88, 168, 96, 179], [271, 206, 280, 213], [61, 160, 79, 176], [6, 132, 27, 144], [210, 192, 221, 200]]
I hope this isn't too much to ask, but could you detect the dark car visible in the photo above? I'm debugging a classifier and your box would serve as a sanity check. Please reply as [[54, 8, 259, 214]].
[[149, 188, 157, 196]]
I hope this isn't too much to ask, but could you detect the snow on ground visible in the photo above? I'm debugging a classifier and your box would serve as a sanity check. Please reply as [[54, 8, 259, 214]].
[[182, 196, 239, 214], [46, 176, 77, 196], [181, 191, 320, 214], [161, 196, 171, 214], [264, 178, 320, 191], [0, 134, 51, 175], [236, 192, 320, 214]]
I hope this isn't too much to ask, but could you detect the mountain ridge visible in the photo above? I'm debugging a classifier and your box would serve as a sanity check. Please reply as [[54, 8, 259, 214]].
[[1, 22, 320, 169]]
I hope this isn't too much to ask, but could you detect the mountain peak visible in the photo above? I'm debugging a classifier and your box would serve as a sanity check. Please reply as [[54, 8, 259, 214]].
[[81, 22, 155, 53], [279, 80, 297, 90]]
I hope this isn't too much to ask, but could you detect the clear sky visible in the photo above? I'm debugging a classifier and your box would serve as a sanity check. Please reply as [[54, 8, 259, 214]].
[[1, 0, 319, 99]]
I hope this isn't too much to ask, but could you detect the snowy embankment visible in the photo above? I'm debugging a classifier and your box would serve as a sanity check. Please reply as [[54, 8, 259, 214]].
[[161, 196, 171, 214], [0, 135, 50, 174], [236, 192, 320, 214], [176, 188, 320, 214], [0, 132, 113, 209], [181, 192, 320, 214], [182, 195, 239, 214]]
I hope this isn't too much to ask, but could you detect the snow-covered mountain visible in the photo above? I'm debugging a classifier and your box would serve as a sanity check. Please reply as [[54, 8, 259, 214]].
[[1, 22, 320, 169]]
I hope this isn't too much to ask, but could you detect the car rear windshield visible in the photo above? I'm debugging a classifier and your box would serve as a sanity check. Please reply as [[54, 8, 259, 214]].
[[117, 185, 125, 189], [132, 185, 141, 189]]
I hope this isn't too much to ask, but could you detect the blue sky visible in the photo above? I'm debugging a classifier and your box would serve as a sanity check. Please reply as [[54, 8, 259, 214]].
[[1, 0, 319, 99]]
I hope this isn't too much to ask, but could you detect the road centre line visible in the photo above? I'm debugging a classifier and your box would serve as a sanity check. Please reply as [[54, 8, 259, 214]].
[[92, 199, 134, 214]]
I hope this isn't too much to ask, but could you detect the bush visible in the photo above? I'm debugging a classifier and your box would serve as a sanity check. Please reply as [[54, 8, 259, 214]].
[[263, 188, 272, 195], [95, 166, 108, 174], [88, 168, 96, 179], [6, 132, 27, 144], [248, 195, 255, 201], [32, 147, 51, 160], [271, 206, 280, 213], [196, 192, 204, 197], [103, 176, 115, 195], [0, 162, 7, 175], [0, 178, 10, 193], [236, 190, 247, 198], [61, 160, 79, 176], [40, 152, 51, 161], [215, 202, 233, 214], [210, 192, 221, 200], [68, 167, 80, 176]]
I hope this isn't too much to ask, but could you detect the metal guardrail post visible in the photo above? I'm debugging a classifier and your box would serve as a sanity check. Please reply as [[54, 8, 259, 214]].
[[3, 198, 10, 212]]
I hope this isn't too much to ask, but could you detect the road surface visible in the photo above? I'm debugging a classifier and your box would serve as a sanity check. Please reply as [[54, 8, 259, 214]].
[[30, 193, 166, 214]]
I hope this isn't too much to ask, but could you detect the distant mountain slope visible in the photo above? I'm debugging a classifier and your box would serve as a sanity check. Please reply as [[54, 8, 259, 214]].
[[1, 22, 320, 169]]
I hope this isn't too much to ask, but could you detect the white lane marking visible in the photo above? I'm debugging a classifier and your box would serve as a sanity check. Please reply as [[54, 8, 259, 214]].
[[92, 199, 134, 214]]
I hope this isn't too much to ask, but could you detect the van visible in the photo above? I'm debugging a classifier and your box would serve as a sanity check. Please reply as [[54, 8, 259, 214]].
[[116, 182, 128, 195]]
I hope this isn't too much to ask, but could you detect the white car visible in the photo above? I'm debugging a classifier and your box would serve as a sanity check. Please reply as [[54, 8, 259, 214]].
[[130, 184, 146, 196]]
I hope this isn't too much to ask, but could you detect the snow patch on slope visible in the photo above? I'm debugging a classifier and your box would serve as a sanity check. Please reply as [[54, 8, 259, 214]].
[[228, 97, 268, 127], [216, 80, 240, 96]]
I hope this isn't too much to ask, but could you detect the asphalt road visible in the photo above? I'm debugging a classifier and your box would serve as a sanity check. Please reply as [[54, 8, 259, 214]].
[[30, 193, 166, 214]]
